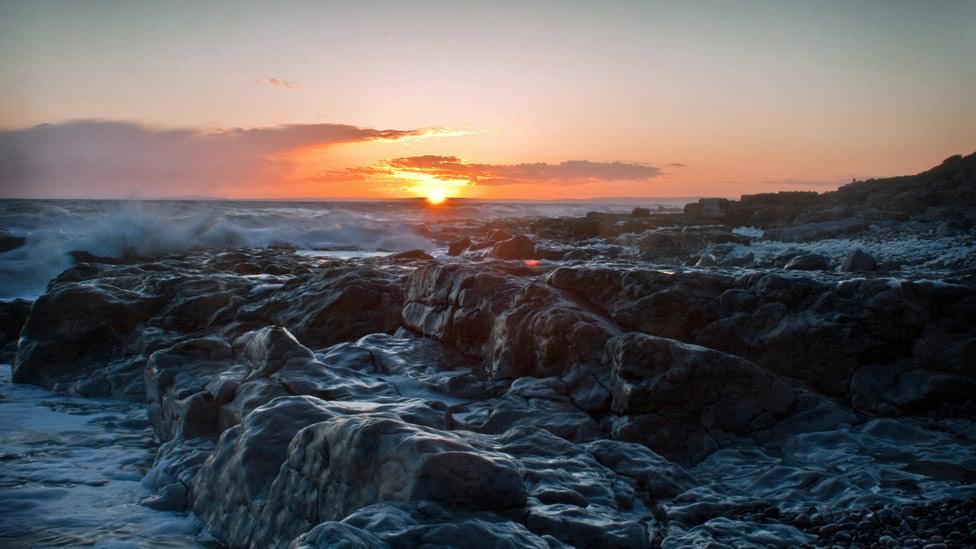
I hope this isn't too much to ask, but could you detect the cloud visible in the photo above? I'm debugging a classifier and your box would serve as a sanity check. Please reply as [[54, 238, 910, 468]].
[[254, 77, 305, 91], [0, 120, 431, 198], [342, 155, 661, 186]]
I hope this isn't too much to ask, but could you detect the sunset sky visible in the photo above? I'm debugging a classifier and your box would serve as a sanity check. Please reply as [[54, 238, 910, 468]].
[[1, 0, 974, 200]]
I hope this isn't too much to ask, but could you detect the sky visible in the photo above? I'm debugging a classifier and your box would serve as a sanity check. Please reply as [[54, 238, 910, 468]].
[[0, 0, 974, 200]]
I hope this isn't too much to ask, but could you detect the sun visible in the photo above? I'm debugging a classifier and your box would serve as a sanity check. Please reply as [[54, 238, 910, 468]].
[[425, 188, 447, 205]]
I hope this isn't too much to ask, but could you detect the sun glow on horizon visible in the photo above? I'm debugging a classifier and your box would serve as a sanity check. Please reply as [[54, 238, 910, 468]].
[[425, 187, 447, 204], [382, 166, 470, 202]]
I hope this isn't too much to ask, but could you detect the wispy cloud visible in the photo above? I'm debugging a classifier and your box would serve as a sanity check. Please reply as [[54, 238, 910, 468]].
[[330, 155, 661, 186], [254, 77, 305, 91], [0, 120, 438, 197]]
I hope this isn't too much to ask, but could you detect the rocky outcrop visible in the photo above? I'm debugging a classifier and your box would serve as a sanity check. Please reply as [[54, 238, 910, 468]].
[[0, 298, 31, 364], [0, 229, 26, 253], [403, 262, 619, 380], [145, 326, 405, 443], [12, 250, 409, 399], [683, 151, 976, 227], [490, 235, 536, 260], [238, 263, 406, 348], [293, 503, 558, 549], [192, 396, 451, 547], [401, 262, 528, 358], [7, 172, 976, 549], [548, 266, 976, 411], [764, 218, 867, 242], [14, 283, 166, 398], [624, 227, 749, 262], [248, 413, 527, 547], [840, 248, 877, 272], [604, 333, 853, 463]]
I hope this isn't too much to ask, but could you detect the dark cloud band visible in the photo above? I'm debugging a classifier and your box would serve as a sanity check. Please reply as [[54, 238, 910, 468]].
[[355, 155, 661, 186], [0, 120, 425, 197]]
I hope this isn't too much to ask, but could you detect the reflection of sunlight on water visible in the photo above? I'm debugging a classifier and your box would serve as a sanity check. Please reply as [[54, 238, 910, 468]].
[[0, 365, 204, 547]]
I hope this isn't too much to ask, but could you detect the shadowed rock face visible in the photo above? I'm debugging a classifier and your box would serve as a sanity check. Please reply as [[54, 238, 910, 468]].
[[604, 333, 855, 464], [15, 284, 166, 397], [0, 229, 26, 253], [547, 266, 976, 411], [683, 151, 976, 229], [238, 263, 405, 348], [0, 299, 31, 364], [6, 155, 976, 549], [403, 262, 620, 381]]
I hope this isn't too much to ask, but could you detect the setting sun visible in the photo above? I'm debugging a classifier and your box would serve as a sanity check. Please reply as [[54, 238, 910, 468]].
[[425, 188, 447, 205]]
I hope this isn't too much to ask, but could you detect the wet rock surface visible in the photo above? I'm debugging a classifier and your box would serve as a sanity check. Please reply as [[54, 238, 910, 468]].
[[3, 153, 976, 547]]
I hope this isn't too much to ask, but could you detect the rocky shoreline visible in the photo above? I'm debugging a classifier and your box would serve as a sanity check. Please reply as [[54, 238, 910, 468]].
[[1, 153, 975, 547]]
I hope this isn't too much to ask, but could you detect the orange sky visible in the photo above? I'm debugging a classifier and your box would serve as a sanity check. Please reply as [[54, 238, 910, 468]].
[[1, 2, 974, 200]]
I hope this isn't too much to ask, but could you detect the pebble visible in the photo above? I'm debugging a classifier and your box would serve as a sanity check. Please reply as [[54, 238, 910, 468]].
[[805, 497, 976, 549]]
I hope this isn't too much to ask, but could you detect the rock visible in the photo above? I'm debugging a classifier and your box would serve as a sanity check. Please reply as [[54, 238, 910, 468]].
[[447, 237, 472, 256], [239, 263, 405, 348], [192, 395, 451, 547], [453, 377, 603, 442], [522, 504, 649, 548], [486, 282, 619, 380], [0, 298, 31, 364], [142, 437, 213, 512], [604, 333, 849, 463], [765, 218, 868, 242], [484, 426, 633, 511], [546, 266, 733, 341], [145, 325, 413, 444], [683, 198, 733, 221], [289, 521, 387, 549], [0, 229, 26, 253], [487, 229, 515, 243], [841, 249, 878, 272], [337, 503, 559, 549], [736, 191, 820, 225], [631, 207, 651, 217], [583, 439, 693, 501], [14, 283, 164, 398], [388, 249, 433, 261], [401, 262, 528, 358], [784, 253, 829, 271], [248, 414, 527, 547], [145, 336, 234, 441], [627, 227, 748, 261], [7, 196, 976, 549], [490, 235, 536, 260], [404, 263, 619, 380]]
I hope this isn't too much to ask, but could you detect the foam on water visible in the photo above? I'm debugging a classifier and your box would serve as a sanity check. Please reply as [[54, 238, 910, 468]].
[[0, 364, 205, 547]]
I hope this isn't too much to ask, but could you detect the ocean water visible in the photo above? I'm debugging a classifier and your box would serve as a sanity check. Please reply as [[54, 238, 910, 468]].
[[0, 198, 684, 299], [0, 365, 205, 547]]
